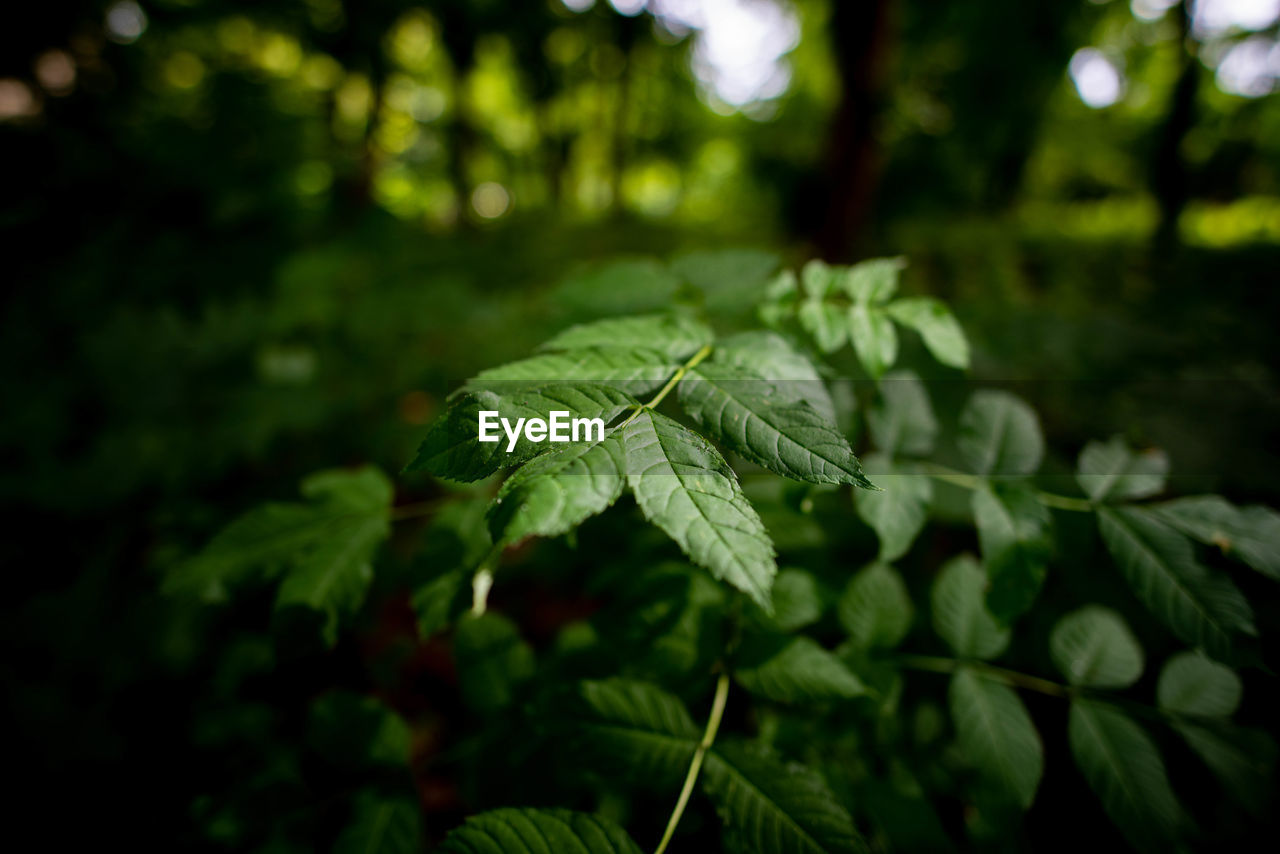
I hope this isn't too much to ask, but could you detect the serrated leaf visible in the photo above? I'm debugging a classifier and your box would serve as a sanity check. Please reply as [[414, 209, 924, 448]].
[[1076, 437, 1168, 503], [405, 384, 637, 481], [702, 741, 868, 854], [848, 304, 898, 379], [713, 330, 836, 420], [453, 613, 535, 714], [734, 635, 868, 703], [571, 678, 699, 787], [957, 391, 1044, 477], [838, 562, 913, 650], [949, 669, 1043, 809], [166, 466, 393, 601], [1068, 699, 1185, 852], [465, 349, 677, 396], [1156, 651, 1241, 717], [764, 568, 825, 632], [438, 808, 644, 854], [539, 313, 713, 359], [884, 297, 970, 369], [678, 362, 872, 488], [972, 484, 1052, 623], [855, 456, 932, 561], [931, 554, 1010, 660], [841, 257, 905, 304], [488, 429, 626, 543], [866, 369, 937, 457], [334, 793, 421, 854], [623, 410, 777, 608], [1149, 496, 1280, 581], [1050, 606, 1144, 689], [1097, 506, 1255, 662]]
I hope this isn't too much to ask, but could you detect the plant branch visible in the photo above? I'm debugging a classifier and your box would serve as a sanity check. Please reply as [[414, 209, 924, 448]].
[[896, 654, 1073, 698], [919, 462, 1094, 512], [621, 343, 713, 429], [654, 670, 730, 854]]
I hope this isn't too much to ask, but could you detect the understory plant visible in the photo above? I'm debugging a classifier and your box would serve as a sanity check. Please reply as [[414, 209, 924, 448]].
[[171, 255, 1278, 853]]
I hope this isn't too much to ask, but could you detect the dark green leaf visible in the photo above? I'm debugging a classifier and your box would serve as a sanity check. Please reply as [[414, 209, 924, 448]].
[[764, 568, 825, 632], [931, 554, 1010, 660], [334, 792, 421, 854], [702, 741, 868, 854], [465, 349, 677, 396], [866, 369, 937, 457], [1097, 506, 1256, 662], [1075, 437, 1168, 503], [957, 391, 1044, 477], [734, 635, 868, 703], [855, 456, 932, 561], [412, 568, 469, 638], [679, 362, 872, 487], [1170, 721, 1275, 816], [438, 808, 644, 854], [1149, 496, 1280, 581], [713, 330, 836, 420], [1050, 606, 1144, 688], [972, 484, 1052, 622], [453, 613, 535, 714], [838, 562, 913, 651], [1156, 651, 1241, 717], [1068, 699, 1185, 852], [624, 410, 777, 609], [572, 678, 698, 787], [539, 313, 713, 359], [949, 669, 1043, 809], [848, 304, 898, 379]]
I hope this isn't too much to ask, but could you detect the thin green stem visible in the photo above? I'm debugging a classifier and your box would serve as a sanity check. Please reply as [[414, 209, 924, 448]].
[[919, 463, 1095, 513], [897, 654, 1073, 698], [620, 343, 713, 429], [654, 671, 730, 854]]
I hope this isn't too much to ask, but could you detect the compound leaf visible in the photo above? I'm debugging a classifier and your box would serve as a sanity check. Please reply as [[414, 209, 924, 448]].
[[713, 331, 836, 420]]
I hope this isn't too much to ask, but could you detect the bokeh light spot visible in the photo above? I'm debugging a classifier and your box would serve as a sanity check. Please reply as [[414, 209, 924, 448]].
[[35, 51, 76, 95], [471, 183, 512, 219], [106, 1, 148, 45], [1069, 48, 1125, 108]]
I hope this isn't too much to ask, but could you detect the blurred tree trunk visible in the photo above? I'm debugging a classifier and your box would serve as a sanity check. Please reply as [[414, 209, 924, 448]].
[[1152, 1, 1198, 251], [816, 0, 892, 262]]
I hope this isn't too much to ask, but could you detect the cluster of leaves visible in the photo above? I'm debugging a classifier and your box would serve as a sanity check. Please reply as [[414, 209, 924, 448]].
[[173, 257, 1278, 852]]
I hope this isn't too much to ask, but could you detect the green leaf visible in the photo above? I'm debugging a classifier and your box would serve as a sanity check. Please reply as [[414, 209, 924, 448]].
[[1097, 506, 1256, 662], [572, 678, 698, 787], [307, 693, 412, 767], [1068, 699, 1185, 852], [166, 466, 393, 601], [334, 793, 421, 854], [670, 248, 780, 314], [539, 313, 713, 360], [838, 562, 914, 651], [551, 256, 681, 317], [465, 349, 677, 396], [855, 455, 932, 561], [623, 410, 777, 609], [884, 297, 970, 369], [702, 741, 868, 854], [798, 300, 848, 353], [1156, 651, 1241, 717], [488, 429, 627, 543], [678, 362, 872, 487], [438, 808, 644, 854], [949, 669, 1043, 809], [957, 391, 1044, 476], [713, 330, 836, 420], [764, 568, 825, 632], [866, 369, 937, 457], [1050, 606, 1144, 689], [848, 304, 898, 379], [759, 269, 799, 327], [972, 484, 1052, 622], [1149, 495, 1280, 581], [841, 257, 905, 304], [404, 384, 637, 481], [412, 568, 469, 638], [733, 635, 868, 703], [1076, 437, 1168, 503], [453, 613, 535, 714], [1169, 721, 1275, 816], [931, 554, 1010, 660]]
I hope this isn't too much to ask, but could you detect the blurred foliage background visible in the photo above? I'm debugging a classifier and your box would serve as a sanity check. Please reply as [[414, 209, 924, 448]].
[[2, 0, 1279, 849]]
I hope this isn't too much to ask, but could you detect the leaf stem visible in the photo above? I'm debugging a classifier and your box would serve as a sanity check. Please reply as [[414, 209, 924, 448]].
[[654, 670, 730, 854], [919, 463, 1094, 513], [621, 343, 713, 429], [896, 654, 1073, 698]]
